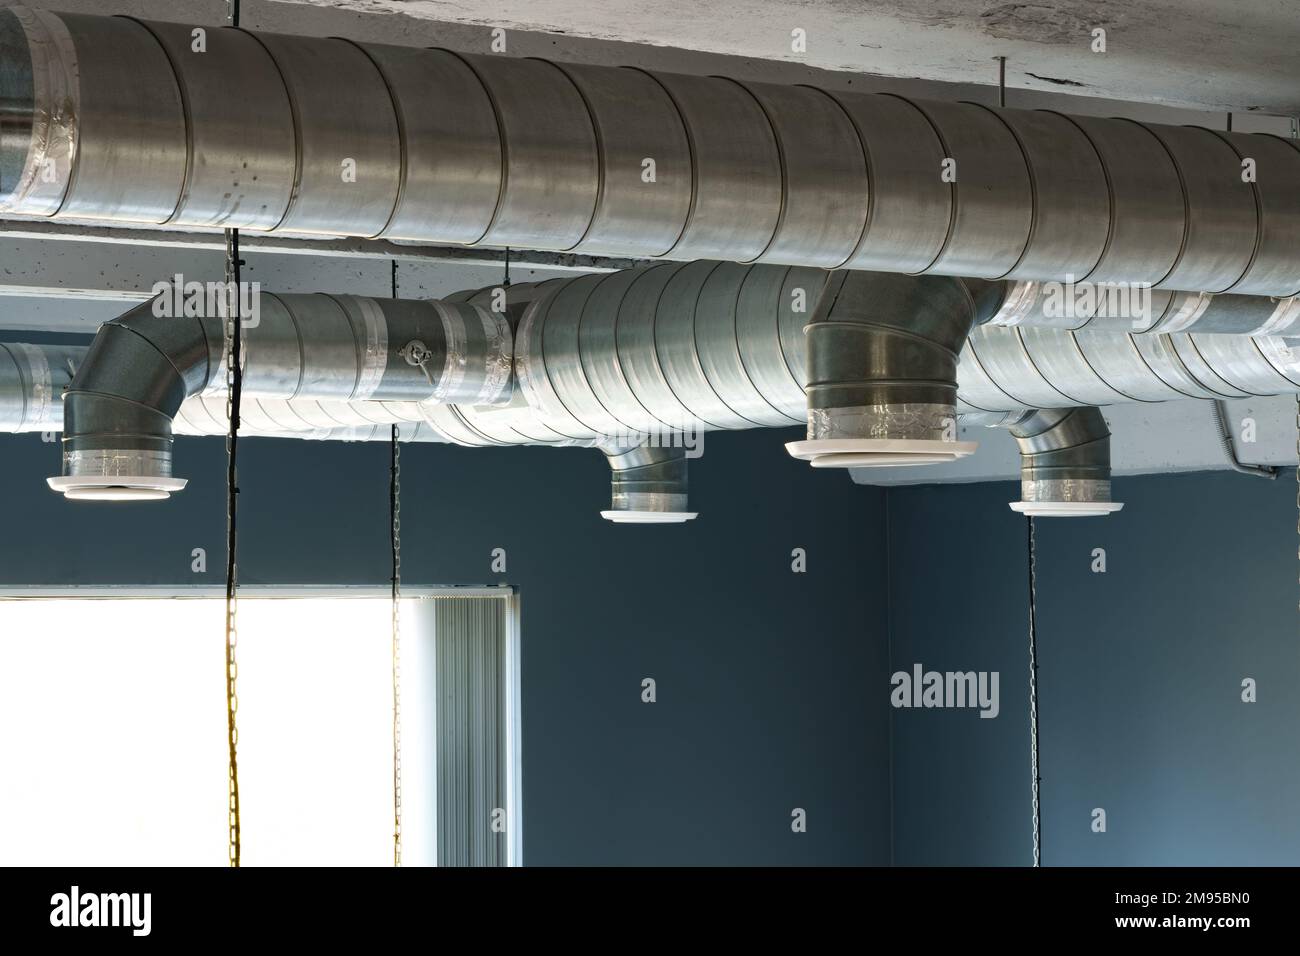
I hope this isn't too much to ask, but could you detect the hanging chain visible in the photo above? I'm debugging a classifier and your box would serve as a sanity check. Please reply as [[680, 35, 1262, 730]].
[[391, 424, 403, 866], [216, 0, 244, 874], [223, 227, 243, 868], [1027, 515, 1041, 867], [390, 260, 403, 867]]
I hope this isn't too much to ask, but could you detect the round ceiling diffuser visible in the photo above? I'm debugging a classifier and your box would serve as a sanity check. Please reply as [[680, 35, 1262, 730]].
[[1008, 501, 1124, 517], [47, 476, 188, 501], [786, 438, 977, 468], [600, 510, 698, 524]]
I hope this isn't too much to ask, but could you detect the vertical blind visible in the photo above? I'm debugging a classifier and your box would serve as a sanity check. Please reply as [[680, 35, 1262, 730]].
[[435, 595, 510, 867]]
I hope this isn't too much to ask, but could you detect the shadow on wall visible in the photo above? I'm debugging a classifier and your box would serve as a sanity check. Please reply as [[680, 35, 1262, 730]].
[[887, 472, 1300, 866]]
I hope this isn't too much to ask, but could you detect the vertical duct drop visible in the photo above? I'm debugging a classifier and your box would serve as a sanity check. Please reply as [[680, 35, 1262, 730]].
[[786, 271, 980, 468], [1004, 407, 1123, 517], [599, 444, 696, 524]]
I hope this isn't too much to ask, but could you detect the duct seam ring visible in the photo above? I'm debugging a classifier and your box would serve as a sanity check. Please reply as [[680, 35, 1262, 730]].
[[1259, 296, 1300, 337], [1157, 292, 1213, 334], [512, 299, 542, 406], [432, 300, 468, 403], [15, 343, 53, 429], [1, 8, 78, 215], [473, 305, 513, 405], [352, 297, 389, 400], [988, 280, 1041, 327]]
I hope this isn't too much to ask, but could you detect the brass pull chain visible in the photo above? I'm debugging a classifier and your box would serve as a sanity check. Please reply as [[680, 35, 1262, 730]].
[[222, 0, 243, 874], [223, 227, 243, 868]]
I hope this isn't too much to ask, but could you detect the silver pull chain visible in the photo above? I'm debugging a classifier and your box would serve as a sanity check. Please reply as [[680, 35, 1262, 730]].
[[1027, 515, 1041, 867], [390, 260, 403, 868], [391, 422, 402, 867]]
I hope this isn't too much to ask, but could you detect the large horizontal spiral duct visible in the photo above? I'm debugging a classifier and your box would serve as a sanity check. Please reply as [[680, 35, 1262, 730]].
[[4, 8, 1300, 293]]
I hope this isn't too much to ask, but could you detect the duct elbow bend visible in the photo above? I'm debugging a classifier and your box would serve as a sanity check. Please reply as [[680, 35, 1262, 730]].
[[49, 300, 215, 500], [598, 443, 697, 524], [787, 270, 981, 469], [1007, 407, 1123, 517]]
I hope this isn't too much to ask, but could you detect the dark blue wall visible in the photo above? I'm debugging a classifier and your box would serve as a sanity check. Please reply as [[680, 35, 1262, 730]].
[[0, 427, 891, 865], [886, 473, 1300, 866], [16, 419, 1288, 866]]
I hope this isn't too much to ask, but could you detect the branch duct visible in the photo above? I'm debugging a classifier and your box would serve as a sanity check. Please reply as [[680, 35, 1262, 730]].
[[4, 8, 1300, 294], [0, 342, 79, 433], [49, 290, 509, 498], [787, 270, 982, 467], [598, 444, 696, 524], [1001, 407, 1123, 517]]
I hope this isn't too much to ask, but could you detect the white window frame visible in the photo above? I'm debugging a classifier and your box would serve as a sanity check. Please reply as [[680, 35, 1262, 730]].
[[0, 584, 523, 867]]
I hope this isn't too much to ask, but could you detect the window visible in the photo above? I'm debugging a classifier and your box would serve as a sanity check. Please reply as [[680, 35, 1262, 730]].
[[0, 587, 520, 867]]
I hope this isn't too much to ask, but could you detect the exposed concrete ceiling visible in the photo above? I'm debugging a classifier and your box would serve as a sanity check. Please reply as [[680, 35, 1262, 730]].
[[280, 0, 1300, 115]]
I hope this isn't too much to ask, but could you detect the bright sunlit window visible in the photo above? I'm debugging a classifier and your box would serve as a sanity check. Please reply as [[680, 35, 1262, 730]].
[[0, 589, 519, 867]]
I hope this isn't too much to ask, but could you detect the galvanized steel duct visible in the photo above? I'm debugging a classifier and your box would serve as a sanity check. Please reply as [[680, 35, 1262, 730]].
[[16, 267, 1300, 461], [598, 444, 695, 523], [989, 281, 1300, 336], [1002, 407, 1121, 517], [958, 325, 1300, 412], [165, 320, 1300, 434], [4, 8, 1300, 294], [511, 262, 990, 468], [50, 290, 509, 496], [0, 342, 80, 433], [0, 340, 455, 443], [512, 262, 816, 450], [793, 269, 981, 467], [510, 262, 1300, 447]]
